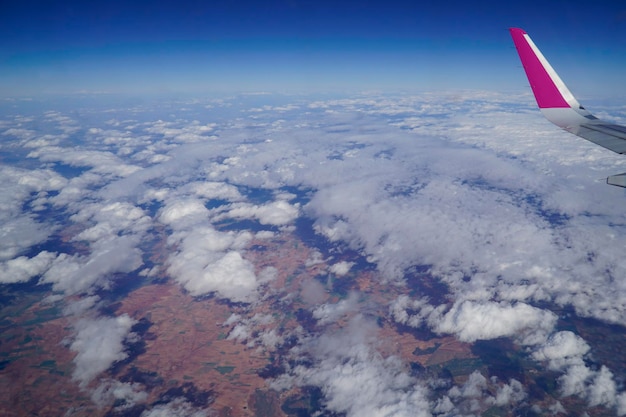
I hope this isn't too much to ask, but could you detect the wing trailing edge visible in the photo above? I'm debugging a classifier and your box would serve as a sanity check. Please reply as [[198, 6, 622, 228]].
[[509, 27, 626, 188]]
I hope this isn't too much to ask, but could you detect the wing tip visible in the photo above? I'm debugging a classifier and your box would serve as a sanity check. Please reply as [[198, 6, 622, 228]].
[[509, 27, 573, 110]]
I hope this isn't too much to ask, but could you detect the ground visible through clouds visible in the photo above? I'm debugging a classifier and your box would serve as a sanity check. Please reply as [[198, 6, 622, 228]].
[[1, 91, 626, 417]]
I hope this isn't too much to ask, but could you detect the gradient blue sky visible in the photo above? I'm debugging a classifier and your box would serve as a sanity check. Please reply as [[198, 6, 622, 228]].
[[2, 0, 625, 97]]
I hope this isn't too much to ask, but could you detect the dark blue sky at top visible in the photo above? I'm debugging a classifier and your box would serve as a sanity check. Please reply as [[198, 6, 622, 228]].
[[1, 0, 625, 96]]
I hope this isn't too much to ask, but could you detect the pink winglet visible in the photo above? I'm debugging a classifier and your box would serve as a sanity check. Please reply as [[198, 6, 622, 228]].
[[509, 28, 570, 108]]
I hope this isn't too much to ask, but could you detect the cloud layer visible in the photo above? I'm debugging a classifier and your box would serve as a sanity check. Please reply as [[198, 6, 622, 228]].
[[2, 91, 626, 415]]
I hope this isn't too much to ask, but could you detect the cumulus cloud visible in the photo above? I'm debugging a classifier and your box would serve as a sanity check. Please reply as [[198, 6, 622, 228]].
[[434, 300, 557, 344], [70, 314, 137, 387], [0, 251, 57, 283], [140, 399, 209, 417], [441, 371, 527, 414], [27, 146, 140, 177], [312, 292, 360, 325], [165, 222, 257, 302], [181, 251, 257, 301], [329, 261, 354, 276], [389, 295, 445, 329], [72, 201, 151, 242], [0, 166, 66, 260], [273, 316, 432, 417], [4, 91, 626, 416], [532, 331, 623, 411], [159, 199, 209, 227], [187, 180, 243, 201], [0, 216, 53, 261], [224, 313, 284, 350], [391, 296, 556, 345], [42, 235, 143, 295], [224, 200, 300, 226], [532, 331, 590, 367], [91, 379, 148, 410]]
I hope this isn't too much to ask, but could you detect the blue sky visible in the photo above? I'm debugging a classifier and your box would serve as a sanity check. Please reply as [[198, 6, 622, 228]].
[[2, 0, 625, 97]]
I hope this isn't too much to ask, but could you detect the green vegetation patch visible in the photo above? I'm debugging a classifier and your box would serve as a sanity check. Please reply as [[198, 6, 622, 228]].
[[483, 406, 506, 417], [427, 358, 484, 377], [23, 306, 62, 326], [0, 359, 12, 370], [412, 343, 441, 356], [38, 359, 56, 369], [215, 365, 235, 375]]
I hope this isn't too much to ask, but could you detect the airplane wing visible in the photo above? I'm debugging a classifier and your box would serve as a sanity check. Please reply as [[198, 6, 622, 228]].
[[509, 27, 626, 188]]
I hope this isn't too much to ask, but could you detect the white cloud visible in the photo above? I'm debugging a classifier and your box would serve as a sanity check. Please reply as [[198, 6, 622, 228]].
[[587, 366, 617, 408], [0, 216, 53, 261], [4, 92, 626, 416], [91, 379, 148, 410], [0, 251, 57, 283], [187, 181, 243, 201], [491, 378, 527, 407], [532, 331, 590, 367], [312, 292, 360, 325], [159, 199, 209, 227], [273, 316, 432, 417], [70, 314, 137, 387], [533, 331, 622, 410], [617, 392, 626, 416], [300, 278, 327, 305], [434, 300, 557, 344], [389, 295, 445, 328], [180, 251, 257, 302], [225, 200, 300, 226], [72, 201, 151, 242], [27, 146, 141, 177], [443, 371, 527, 414], [42, 236, 143, 295], [329, 261, 354, 276], [0, 166, 66, 260], [140, 399, 209, 417], [165, 222, 257, 302], [391, 296, 557, 345], [224, 313, 283, 350]]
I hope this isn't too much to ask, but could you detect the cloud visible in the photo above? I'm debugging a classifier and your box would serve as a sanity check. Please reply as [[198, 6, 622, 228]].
[[164, 221, 257, 302], [0, 166, 66, 260], [181, 251, 257, 301], [224, 200, 300, 226], [272, 316, 432, 417], [91, 379, 148, 410], [70, 314, 137, 387], [27, 146, 140, 177], [140, 399, 209, 417], [532, 331, 623, 411], [71, 201, 151, 242], [442, 371, 527, 414], [391, 296, 557, 345], [312, 292, 360, 325], [532, 331, 590, 367], [587, 366, 617, 408], [159, 199, 209, 227], [0, 216, 54, 261], [0, 251, 57, 283], [3, 91, 626, 415], [433, 300, 557, 344], [42, 236, 143, 295], [300, 278, 327, 305], [329, 261, 354, 276], [389, 295, 445, 328], [224, 312, 284, 350]]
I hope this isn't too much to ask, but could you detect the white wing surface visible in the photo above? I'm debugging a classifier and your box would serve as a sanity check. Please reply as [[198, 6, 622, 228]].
[[509, 28, 626, 187]]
